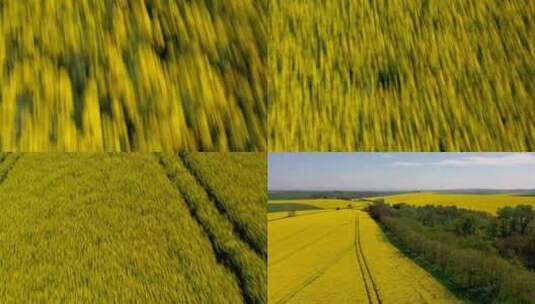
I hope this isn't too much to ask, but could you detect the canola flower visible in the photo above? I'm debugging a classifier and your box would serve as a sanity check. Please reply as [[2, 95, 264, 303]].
[[268, 207, 459, 303], [269, 0, 535, 151], [373, 192, 535, 214], [0, 1, 266, 151]]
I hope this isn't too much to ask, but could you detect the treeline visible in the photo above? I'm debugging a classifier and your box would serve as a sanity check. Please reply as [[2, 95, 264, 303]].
[[369, 202, 535, 303], [0, 0, 266, 151]]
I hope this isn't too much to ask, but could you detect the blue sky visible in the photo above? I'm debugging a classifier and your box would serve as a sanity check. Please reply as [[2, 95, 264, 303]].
[[268, 153, 535, 191]]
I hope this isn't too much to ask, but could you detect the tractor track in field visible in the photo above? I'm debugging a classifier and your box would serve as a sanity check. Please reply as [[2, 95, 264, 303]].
[[157, 154, 264, 304], [274, 244, 353, 304], [156, 155, 248, 303], [0, 153, 22, 185], [354, 211, 382, 304], [179, 153, 265, 259]]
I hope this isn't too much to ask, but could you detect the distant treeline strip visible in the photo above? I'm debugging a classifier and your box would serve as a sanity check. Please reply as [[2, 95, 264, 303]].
[[157, 154, 266, 304], [268, 191, 406, 200]]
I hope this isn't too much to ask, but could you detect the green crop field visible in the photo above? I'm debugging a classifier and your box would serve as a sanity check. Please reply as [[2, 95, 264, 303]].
[[0, 153, 266, 303], [0, 1, 266, 151], [269, 0, 535, 151]]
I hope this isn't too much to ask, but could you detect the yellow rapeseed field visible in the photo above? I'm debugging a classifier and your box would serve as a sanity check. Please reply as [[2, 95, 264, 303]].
[[268, 204, 460, 303], [0, 153, 266, 302], [0, 1, 266, 151], [357, 210, 460, 303], [270, 199, 359, 210], [269, 0, 535, 151], [374, 192, 535, 214], [269, 210, 367, 304]]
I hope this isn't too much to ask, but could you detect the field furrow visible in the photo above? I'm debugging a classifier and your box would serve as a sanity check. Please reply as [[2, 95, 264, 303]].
[[354, 211, 382, 304], [269, 205, 461, 304], [358, 210, 461, 303], [181, 153, 267, 258], [0, 153, 21, 185], [269, 210, 367, 303], [157, 153, 266, 304]]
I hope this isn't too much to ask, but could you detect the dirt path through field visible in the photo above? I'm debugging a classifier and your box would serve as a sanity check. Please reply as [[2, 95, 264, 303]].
[[357, 210, 461, 303], [269, 210, 368, 303]]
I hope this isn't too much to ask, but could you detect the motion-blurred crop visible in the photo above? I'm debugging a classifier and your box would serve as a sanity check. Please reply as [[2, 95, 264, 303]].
[[269, 0, 535, 151], [0, 1, 266, 151]]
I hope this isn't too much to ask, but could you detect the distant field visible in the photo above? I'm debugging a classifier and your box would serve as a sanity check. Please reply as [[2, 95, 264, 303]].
[[372, 192, 535, 214], [269, 199, 362, 210], [268, 203, 322, 213], [0, 153, 265, 303], [268, 205, 460, 303]]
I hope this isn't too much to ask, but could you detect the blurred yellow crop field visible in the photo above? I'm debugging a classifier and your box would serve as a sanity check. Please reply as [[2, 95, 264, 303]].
[[268, 205, 460, 303], [269, 0, 535, 151], [374, 192, 535, 214], [0, 1, 266, 151]]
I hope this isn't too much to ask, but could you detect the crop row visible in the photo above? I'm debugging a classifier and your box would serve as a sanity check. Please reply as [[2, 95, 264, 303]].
[[181, 152, 267, 258], [0, 153, 20, 184], [157, 153, 266, 304]]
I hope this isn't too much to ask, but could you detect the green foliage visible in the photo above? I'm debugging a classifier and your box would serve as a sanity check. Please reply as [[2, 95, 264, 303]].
[[454, 215, 477, 236], [0, 1, 266, 151], [370, 202, 535, 303], [496, 205, 534, 236], [269, 0, 535, 151], [0, 153, 266, 302]]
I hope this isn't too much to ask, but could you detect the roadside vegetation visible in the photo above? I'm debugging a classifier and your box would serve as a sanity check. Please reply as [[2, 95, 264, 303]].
[[369, 201, 535, 303]]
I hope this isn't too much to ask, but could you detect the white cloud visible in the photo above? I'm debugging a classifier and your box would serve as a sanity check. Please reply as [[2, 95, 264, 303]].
[[392, 153, 535, 167], [379, 154, 393, 159], [392, 161, 422, 166]]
